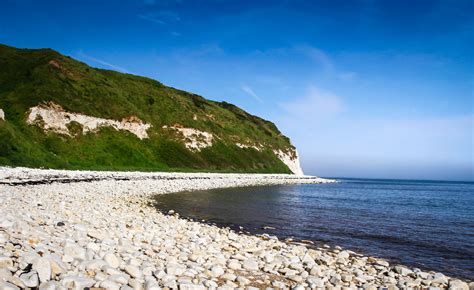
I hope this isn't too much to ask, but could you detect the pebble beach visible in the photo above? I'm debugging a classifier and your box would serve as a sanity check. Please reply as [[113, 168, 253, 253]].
[[0, 167, 471, 290]]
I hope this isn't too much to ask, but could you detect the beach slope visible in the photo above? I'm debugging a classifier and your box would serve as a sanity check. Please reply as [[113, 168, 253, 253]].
[[0, 167, 470, 289]]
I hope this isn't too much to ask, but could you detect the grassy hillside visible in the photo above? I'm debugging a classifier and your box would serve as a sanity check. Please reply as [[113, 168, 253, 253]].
[[0, 44, 296, 173]]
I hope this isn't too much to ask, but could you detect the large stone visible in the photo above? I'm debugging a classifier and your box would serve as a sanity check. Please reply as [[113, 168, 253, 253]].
[[448, 279, 469, 290], [38, 281, 64, 290], [129, 278, 144, 290], [179, 283, 206, 290], [0, 232, 9, 244], [179, 283, 205, 290], [0, 257, 12, 269], [144, 280, 161, 290], [50, 259, 66, 277], [432, 273, 448, 284], [330, 274, 341, 284], [166, 264, 186, 276], [0, 269, 12, 282], [33, 257, 52, 282], [417, 271, 430, 279], [4, 277, 23, 289], [337, 251, 349, 259], [209, 265, 224, 277], [272, 281, 286, 288], [375, 260, 390, 267], [85, 259, 107, 271], [61, 275, 95, 290], [307, 277, 324, 287], [125, 265, 142, 278], [0, 218, 13, 229], [19, 271, 39, 288], [310, 265, 321, 276], [104, 253, 121, 268], [87, 229, 109, 241], [288, 275, 303, 283], [227, 260, 241, 270], [99, 280, 121, 290], [242, 259, 259, 271], [394, 266, 413, 276], [109, 274, 130, 285], [236, 276, 250, 285], [0, 282, 19, 290], [63, 243, 86, 261], [221, 273, 236, 281], [341, 274, 353, 282]]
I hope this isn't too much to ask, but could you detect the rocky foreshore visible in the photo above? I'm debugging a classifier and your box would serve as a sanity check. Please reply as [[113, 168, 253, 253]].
[[0, 167, 471, 290]]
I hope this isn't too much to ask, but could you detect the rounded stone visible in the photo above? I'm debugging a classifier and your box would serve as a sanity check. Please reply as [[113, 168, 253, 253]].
[[210, 265, 224, 277], [125, 265, 142, 278], [242, 259, 259, 271], [19, 271, 39, 288], [337, 251, 349, 259], [33, 257, 52, 283], [0, 282, 20, 290], [104, 253, 120, 268], [0, 257, 13, 269]]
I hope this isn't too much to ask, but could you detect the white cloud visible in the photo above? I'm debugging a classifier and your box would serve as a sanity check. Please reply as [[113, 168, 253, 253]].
[[138, 11, 180, 25], [165, 43, 224, 61], [241, 85, 263, 103], [76, 51, 131, 74], [279, 86, 345, 120], [295, 45, 334, 76], [138, 14, 166, 25], [338, 71, 357, 81]]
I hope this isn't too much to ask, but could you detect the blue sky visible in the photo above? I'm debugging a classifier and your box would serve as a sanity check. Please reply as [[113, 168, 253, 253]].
[[1, 0, 473, 180]]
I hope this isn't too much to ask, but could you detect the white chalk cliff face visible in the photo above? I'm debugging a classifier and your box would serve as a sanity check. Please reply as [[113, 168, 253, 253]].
[[24, 103, 303, 174], [235, 142, 263, 151], [27, 102, 152, 139], [273, 149, 304, 175], [0, 108, 4, 121], [163, 125, 214, 151], [236, 142, 304, 175]]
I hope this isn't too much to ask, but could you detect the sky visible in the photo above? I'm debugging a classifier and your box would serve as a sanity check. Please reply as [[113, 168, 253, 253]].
[[1, 0, 473, 181]]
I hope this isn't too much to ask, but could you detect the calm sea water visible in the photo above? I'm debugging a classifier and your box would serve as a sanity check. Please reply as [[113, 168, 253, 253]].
[[153, 178, 474, 279]]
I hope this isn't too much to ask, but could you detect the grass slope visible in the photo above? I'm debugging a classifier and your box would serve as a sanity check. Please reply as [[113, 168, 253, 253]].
[[0, 44, 294, 173]]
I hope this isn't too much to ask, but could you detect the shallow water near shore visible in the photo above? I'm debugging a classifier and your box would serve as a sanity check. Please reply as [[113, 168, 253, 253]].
[[154, 178, 474, 280]]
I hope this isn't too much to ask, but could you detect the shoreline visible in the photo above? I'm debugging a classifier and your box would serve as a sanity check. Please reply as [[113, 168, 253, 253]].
[[0, 167, 471, 289], [152, 183, 474, 282]]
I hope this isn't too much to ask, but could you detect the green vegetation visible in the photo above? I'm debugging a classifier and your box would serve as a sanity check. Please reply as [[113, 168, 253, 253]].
[[0, 44, 294, 173]]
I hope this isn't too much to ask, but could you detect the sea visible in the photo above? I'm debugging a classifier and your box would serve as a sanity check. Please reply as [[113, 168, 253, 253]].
[[153, 178, 474, 280]]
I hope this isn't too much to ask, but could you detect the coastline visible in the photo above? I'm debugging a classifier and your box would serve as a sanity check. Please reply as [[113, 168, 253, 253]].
[[0, 167, 471, 289]]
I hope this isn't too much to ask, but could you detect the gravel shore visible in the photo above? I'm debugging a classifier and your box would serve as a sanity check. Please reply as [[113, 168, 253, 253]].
[[0, 167, 471, 290]]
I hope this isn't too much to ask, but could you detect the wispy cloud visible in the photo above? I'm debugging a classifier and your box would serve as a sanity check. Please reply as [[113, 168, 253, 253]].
[[143, 0, 182, 5], [252, 45, 358, 82], [295, 45, 334, 76], [338, 71, 357, 81], [169, 43, 224, 60], [280, 86, 345, 120], [241, 85, 263, 103], [76, 51, 131, 74], [138, 14, 166, 25], [138, 11, 180, 25]]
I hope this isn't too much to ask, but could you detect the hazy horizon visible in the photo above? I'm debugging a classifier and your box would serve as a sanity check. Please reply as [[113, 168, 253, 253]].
[[1, 0, 472, 180]]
